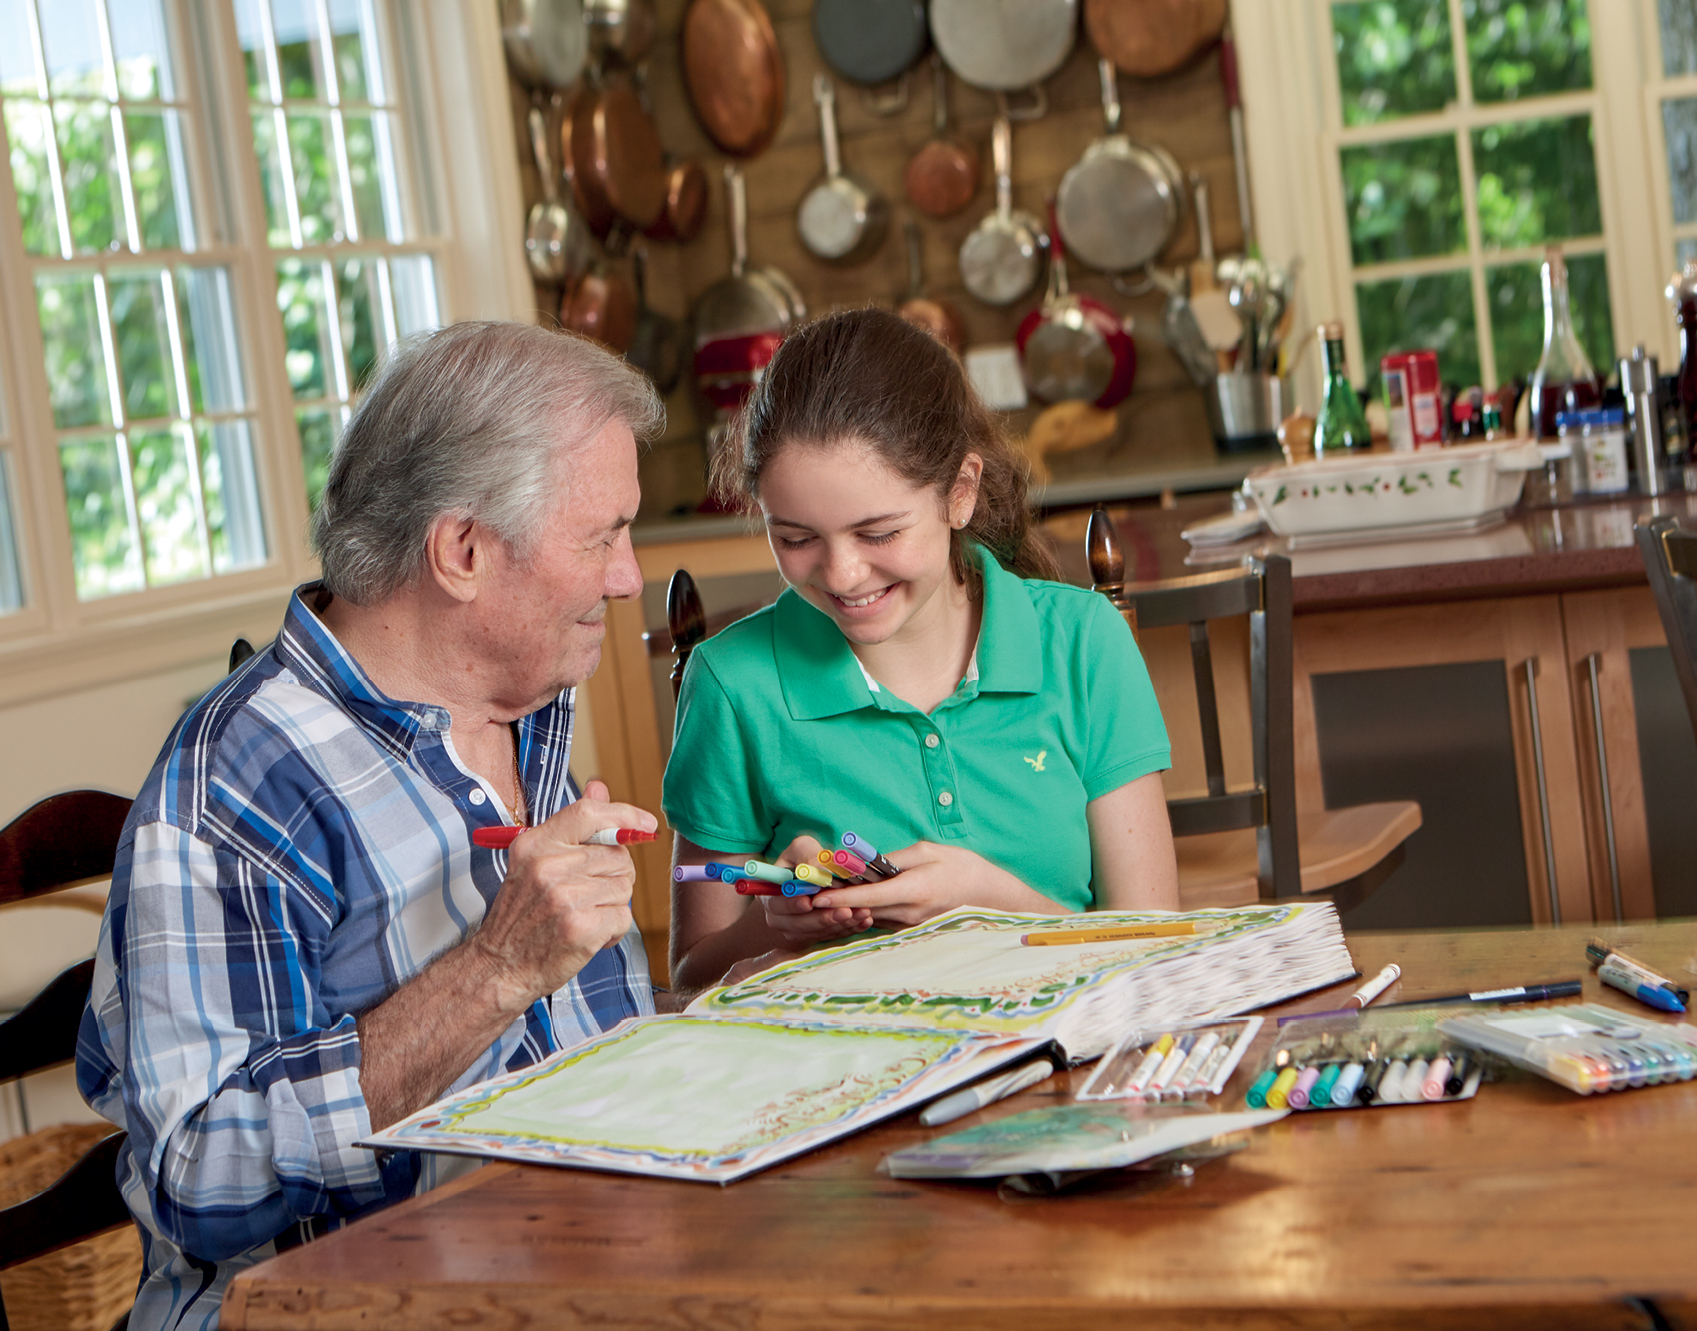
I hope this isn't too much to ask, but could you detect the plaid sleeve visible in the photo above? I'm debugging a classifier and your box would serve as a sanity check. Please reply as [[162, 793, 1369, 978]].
[[92, 819, 398, 1262]]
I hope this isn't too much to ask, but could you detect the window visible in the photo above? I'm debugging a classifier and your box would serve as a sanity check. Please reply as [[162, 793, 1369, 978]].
[[1650, 1, 1697, 269]]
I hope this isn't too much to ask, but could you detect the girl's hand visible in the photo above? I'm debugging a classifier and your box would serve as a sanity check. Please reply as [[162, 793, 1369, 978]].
[[809, 841, 1031, 929], [759, 834, 875, 949]]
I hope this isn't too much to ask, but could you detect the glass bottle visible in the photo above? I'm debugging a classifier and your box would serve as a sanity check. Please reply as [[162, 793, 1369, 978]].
[[1529, 245, 1599, 440], [1314, 322, 1372, 457], [1666, 260, 1697, 462]]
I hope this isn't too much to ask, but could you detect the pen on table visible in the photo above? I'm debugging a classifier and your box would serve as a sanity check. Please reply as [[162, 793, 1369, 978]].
[[472, 826, 657, 850], [1375, 979, 1582, 1009], [919, 1057, 1054, 1127], [1599, 962, 1687, 1013], [1586, 937, 1690, 1006], [1348, 963, 1401, 1009]]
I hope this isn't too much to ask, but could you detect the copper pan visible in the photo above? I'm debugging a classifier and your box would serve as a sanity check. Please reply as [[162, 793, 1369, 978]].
[[566, 72, 666, 233], [681, 0, 785, 158], [644, 159, 708, 242], [904, 55, 979, 219], [563, 86, 613, 238], [895, 220, 966, 357], [561, 263, 638, 354], [1086, 0, 1226, 78]]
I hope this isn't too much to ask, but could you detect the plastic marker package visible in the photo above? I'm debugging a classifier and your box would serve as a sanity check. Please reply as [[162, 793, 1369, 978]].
[[1077, 1018, 1262, 1103], [1439, 1002, 1697, 1095], [1245, 1009, 1484, 1111]]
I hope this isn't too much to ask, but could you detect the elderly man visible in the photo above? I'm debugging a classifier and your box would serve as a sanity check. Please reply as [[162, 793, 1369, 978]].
[[76, 322, 663, 1330]]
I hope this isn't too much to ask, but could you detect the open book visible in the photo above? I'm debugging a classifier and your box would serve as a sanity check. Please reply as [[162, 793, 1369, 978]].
[[361, 902, 1353, 1183]]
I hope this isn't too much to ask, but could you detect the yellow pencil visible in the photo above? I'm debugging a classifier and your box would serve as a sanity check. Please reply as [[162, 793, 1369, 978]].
[[1020, 922, 1198, 947]]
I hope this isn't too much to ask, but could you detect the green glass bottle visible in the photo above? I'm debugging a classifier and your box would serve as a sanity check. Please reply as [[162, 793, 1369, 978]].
[[1314, 322, 1372, 456]]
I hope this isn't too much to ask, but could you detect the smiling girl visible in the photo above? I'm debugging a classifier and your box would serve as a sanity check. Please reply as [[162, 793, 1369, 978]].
[[663, 309, 1177, 991]]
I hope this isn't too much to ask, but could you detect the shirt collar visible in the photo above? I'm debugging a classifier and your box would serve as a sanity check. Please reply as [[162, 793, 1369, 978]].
[[774, 546, 1041, 721]]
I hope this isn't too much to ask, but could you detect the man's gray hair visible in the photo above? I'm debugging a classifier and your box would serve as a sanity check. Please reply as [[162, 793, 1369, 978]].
[[311, 321, 663, 604]]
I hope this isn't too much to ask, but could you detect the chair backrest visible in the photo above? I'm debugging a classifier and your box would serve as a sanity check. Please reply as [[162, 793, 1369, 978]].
[[667, 570, 706, 701], [1636, 514, 1697, 750], [1086, 505, 1301, 899], [0, 790, 130, 908]]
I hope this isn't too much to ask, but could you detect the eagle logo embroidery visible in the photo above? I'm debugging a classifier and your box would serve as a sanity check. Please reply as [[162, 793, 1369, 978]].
[[1023, 750, 1047, 773]]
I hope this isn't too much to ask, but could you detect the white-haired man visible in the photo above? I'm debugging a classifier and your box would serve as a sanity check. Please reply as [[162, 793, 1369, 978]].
[[77, 322, 663, 1330]]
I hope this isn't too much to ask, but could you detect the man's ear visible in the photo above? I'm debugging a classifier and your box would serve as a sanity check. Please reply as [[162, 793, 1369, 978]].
[[425, 513, 481, 604]]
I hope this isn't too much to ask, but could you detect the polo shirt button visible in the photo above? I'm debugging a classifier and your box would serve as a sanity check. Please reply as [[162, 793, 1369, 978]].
[[469, 789, 487, 806], [938, 791, 953, 807], [925, 734, 940, 749]]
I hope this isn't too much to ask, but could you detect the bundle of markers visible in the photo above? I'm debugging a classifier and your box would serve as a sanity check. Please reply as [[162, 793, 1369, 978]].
[[672, 831, 901, 896], [1077, 1019, 1260, 1104], [1246, 1034, 1484, 1110]]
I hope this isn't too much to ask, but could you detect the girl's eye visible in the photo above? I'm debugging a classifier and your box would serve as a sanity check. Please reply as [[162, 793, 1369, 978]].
[[861, 531, 897, 546], [776, 535, 814, 550]]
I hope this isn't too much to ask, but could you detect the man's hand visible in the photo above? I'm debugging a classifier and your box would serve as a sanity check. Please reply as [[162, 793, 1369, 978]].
[[469, 779, 656, 1015], [757, 834, 874, 949]]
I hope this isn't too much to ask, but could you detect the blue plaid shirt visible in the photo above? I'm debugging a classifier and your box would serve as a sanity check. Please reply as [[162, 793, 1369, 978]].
[[76, 586, 654, 1331]]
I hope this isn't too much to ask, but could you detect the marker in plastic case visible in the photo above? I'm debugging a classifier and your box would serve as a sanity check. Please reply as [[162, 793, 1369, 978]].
[[1125, 1034, 1174, 1095], [1400, 1058, 1430, 1104], [1287, 1065, 1322, 1109], [1331, 1061, 1366, 1108], [1310, 1063, 1343, 1108], [1421, 1054, 1452, 1101], [1147, 1034, 1196, 1098], [1444, 1052, 1472, 1097], [1266, 1066, 1301, 1109], [1166, 1033, 1221, 1100], [1246, 1068, 1278, 1108]]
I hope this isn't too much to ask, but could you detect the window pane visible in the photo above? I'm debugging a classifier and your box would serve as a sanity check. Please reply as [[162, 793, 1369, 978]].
[[40, 0, 106, 99], [55, 99, 122, 253], [231, 0, 271, 100], [1332, 0, 1455, 128], [109, 271, 176, 422], [1356, 269, 1480, 393], [1488, 251, 1612, 384], [328, 0, 381, 102], [390, 252, 439, 337], [1665, 97, 1697, 226], [251, 110, 293, 245], [276, 259, 333, 397], [343, 110, 397, 241], [196, 419, 267, 571], [4, 98, 60, 257], [131, 424, 209, 584], [1679, 238, 1697, 268], [1659, 0, 1697, 78], [1472, 114, 1601, 248], [296, 406, 337, 511], [0, 451, 25, 615], [338, 257, 382, 389], [36, 272, 113, 428], [108, 0, 177, 100], [176, 266, 247, 413], [271, 0, 326, 100], [1341, 134, 1466, 264], [124, 110, 188, 250], [59, 433, 142, 598], [287, 111, 342, 243], [0, 0, 38, 93], [1464, 0, 1591, 103]]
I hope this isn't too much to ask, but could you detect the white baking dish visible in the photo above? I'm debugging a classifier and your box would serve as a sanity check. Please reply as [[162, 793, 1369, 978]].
[[1244, 440, 1542, 542]]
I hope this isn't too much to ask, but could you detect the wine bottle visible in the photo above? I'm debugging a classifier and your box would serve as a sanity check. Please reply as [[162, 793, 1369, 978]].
[[1529, 245, 1599, 441], [1314, 322, 1371, 457]]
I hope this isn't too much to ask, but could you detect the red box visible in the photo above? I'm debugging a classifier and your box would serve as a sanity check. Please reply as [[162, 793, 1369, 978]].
[[1381, 350, 1443, 451]]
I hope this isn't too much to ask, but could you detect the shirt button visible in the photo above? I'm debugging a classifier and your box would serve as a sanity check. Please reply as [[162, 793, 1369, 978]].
[[938, 791, 953, 807], [925, 733, 940, 749], [469, 789, 487, 806]]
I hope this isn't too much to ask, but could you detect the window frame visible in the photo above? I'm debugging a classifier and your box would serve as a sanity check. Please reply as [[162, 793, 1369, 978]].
[[0, 0, 534, 709], [1235, 0, 1670, 409]]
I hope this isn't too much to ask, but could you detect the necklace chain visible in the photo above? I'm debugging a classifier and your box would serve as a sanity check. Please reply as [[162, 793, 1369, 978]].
[[509, 727, 527, 826]]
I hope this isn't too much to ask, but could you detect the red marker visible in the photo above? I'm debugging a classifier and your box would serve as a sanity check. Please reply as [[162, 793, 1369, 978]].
[[471, 826, 656, 849], [734, 881, 781, 896]]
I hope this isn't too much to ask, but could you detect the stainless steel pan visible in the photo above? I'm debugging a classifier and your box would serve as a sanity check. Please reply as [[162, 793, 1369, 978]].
[[584, 0, 657, 65], [929, 0, 1076, 92], [958, 115, 1044, 306], [501, 0, 587, 90], [524, 106, 589, 283], [796, 75, 890, 265], [1056, 58, 1183, 277]]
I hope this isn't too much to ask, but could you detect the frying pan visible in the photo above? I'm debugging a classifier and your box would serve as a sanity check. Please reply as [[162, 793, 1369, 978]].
[[681, 0, 786, 158], [563, 85, 614, 239], [813, 0, 927, 87], [584, 0, 657, 66], [567, 71, 667, 233], [1017, 204, 1135, 408], [501, 0, 587, 89], [929, 0, 1076, 92], [627, 247, 683, 394], [561, 262, 638, 354], [524, 106, 588, 284], [1055, 59, 1183, 276], [958, 115, 1044, 306], [797, 75, 890, 265], [1085, 0, 1226, 78], [904, 55, 979, 220], [896, 219, 967, 357], [644, 159, 708, 243]]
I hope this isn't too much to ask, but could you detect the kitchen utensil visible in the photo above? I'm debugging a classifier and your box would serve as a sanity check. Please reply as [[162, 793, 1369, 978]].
[[561, 262, 638, 353], [1085, 0, 1226, 78], [1055, 59, 1183, 277], [1162, 289, 1216, 388], [1227, 263, 1269, 371], [568, 70, 667, 232], [1206, 372, 1289, 451], [1017, 205, 1135, 408], [813, 0, 927, 88], [904, 55, 980, 219], [796, 74, 891, 265], [644, 159, 708, 242], [627, 247, 683, 394], [584, 0, 657, 65], [524, 105, 587, 283], [681, 0, 785, 158], [501, 0, 587, 89], [1220, 28, 1254, 247], [959, 115, 1045, 306], [1186, 173, 1237, 371], [896, 219, 967, 357], [929, 0, 1077, 92]]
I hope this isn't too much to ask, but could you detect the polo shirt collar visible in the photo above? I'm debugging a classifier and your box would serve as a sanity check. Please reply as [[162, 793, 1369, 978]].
[[773, 545, 1042, 721]]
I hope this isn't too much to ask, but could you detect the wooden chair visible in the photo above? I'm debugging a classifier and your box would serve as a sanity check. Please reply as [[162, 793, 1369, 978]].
[[1635, 514, 1697, 749], [0, 789, 135, 1331], [667, 570, 706, 702], [1087, 505, 1421, 911]]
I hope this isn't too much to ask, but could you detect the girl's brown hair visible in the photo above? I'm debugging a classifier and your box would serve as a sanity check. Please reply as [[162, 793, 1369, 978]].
[[710, 308, 1061, 591]]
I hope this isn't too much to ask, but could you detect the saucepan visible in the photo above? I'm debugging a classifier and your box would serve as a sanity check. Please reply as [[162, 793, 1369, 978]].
[[567, 69, 667, 234], [645, 159, 708, 243], [501, 0, 587, 89], [1085, 0, 1226, 78], [524, 106, 588, 284], [812, 0, 928, 113], [958, 115, 1044, 306], [797, 75, 890, 265], [681, 0, 786, 158], [896, 219, 967, 357], [584, 0, 657, 65]]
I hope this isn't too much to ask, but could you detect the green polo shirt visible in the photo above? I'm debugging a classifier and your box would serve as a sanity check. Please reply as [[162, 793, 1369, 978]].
[[661, 547, 1170, 912]]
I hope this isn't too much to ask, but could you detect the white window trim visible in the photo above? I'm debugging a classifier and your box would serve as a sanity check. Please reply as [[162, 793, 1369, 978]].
[[1235, 0, 1671, 409], [0, 0, 534, 710]]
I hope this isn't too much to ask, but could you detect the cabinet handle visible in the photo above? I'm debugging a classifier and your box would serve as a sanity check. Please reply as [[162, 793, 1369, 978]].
[[1585, 653, 1625, 922], [1521, 658, 1561, 924]]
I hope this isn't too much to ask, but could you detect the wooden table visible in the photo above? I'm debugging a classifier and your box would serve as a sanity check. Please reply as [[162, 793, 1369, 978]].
[[223, 920, 1697, 1330]]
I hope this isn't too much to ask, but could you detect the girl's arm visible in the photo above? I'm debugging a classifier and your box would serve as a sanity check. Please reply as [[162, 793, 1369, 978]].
[[1086, 771, 1180, 910]]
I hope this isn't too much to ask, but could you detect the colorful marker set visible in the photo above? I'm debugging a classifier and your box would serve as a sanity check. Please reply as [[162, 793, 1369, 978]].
[[672, 831, 902, 895], [1246, 1013, 1484, 1112], [1439, 1003, 1697, 1095], [1077, 1018, 1262, 1103]]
